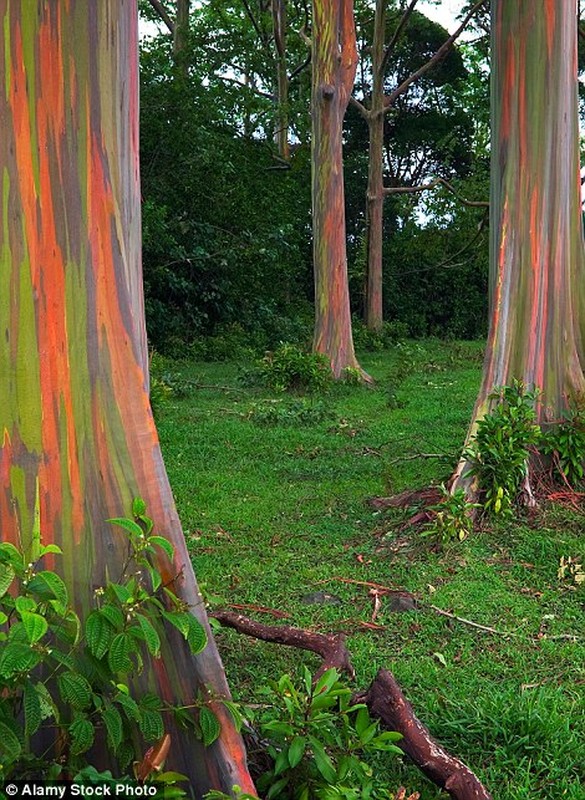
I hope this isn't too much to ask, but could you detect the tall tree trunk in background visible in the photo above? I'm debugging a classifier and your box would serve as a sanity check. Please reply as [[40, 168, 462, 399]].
[[272, 0, 290, 160], [312, 0, 369, 380], [0, 2, 255, 795], [173, 0, 191, 76], [364, 0, 386, 333], [452, 0, 585, 492]]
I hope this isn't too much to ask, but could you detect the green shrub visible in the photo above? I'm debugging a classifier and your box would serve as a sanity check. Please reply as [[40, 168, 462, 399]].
[[467, 381, 541, 515], [541, 407, 585, 486], [423, 485, 479, 544], [0, 500, 223, 784], [249, 668, 403, 800], [246, 343, 332, 393], [245, 398, 332, 426], [352, 319, 409, 352]]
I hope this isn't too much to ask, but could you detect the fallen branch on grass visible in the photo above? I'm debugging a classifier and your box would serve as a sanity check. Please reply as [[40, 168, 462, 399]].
[[357, 670, 492, 800], [212, 610, 492, 800], [211, 609, 355, 679], [428, 605, 515, 637]]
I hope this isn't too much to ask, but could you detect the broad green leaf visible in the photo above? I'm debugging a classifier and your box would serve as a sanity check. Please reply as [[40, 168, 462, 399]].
[[69, 714, 95, 755], [115, 692, 141, 723], [102, 705, 123, 750], [0, 720, 22, 762], [20, 611, 48, 643], [27, 571, 68, 606], [149, 536, 174, 561], [99, 603, 125, 630], [107, 583, 132, 605], [308, 736, 336, 783], [313, 668, 340, 698], [0, 543, 23, 569], [0, 642, 40, 677], [139, 692, 162, 711], [140, 708, 164, 742], [162, 609, 208, 651], [186, 616, 207, 655], [132, 497, 147, 517], [146, 564, 162, 592], [136, 614, 161, 657], [39, 544, 63, 557], [23, 680, 42, 736], [107, 517, 145, 539], [35, 681, 57, 721], [108, 633, 133, 673], [85, 611, 115, 659], [266, 776, 289, 799], [287, 735, 306, 768], [199, 706, 221, 746], [0, 563, 15, 598], [58, 672, 92, 710], [15, 596, 36, 614]]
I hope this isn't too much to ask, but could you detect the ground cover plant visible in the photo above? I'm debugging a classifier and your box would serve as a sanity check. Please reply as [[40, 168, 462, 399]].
[[153, 340, 585, 800]]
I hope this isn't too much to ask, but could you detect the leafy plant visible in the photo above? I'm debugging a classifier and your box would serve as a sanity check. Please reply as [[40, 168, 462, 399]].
[[247, 667, 403, 799], [541, 408, 585, 486], [245, 398, 332, 426], [423, 485, 479, 543], [0, 499, 220, 783], [254, 343, 332, 393], [467, 381, 541, 515], [557, 556, 585, 586]]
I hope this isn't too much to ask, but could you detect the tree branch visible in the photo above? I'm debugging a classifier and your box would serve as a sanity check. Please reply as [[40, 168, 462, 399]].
[[383, 0, 488, 114], [383, 177, 488, 208], [349, 94, 370, 119], [212, 611, 492, 800], [211, 609, 355, 679], [146, 0, 175, 34], [380, 0, 419, 78], [359, 670, 493, 800]]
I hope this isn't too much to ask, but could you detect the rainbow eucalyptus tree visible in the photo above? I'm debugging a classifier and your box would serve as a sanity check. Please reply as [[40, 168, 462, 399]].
[[312, 0, 369, 380], [0, 1, 255, 794], [452, 0, 585, 493]]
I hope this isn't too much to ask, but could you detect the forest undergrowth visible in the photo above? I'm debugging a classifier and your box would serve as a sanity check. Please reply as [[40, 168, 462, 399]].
[[154, 340, 584, 800]]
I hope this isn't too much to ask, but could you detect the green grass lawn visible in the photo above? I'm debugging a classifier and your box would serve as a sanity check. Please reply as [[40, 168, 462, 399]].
[[154, 340, 585, 799]]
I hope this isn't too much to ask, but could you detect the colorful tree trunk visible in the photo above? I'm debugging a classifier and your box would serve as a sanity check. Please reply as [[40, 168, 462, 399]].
[[272, 0, 290, 160], [312, 0, 369, 380], [452, 0, 585, 490], [0, 2, 255, 795], [364, 0, 386, 333]]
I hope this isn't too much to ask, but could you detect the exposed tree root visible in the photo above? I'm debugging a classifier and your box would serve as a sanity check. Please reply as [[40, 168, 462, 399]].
[[212, 611, 492, 800], [369, 486, 443, 511], [211, 609, 355, 679], [357, 671, 492, 800]]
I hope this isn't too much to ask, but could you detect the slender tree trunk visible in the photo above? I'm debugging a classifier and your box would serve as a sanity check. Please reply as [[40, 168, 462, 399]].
[[452, 0, 585, 492], [272, 0, 290, 160], [365, 0, 386, 333], [312, 0, 369, 380], [173, 0, 191, 77], [0, 2, 255, 795]]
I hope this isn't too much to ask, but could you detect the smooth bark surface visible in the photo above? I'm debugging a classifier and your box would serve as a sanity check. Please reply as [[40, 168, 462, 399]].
[[312, 0, 368, 379], [0, 2, 254, 794], [452, 0, 585, 490]]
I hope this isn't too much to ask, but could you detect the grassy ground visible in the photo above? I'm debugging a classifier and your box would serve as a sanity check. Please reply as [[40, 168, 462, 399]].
[[154, 341, 585, 799]]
